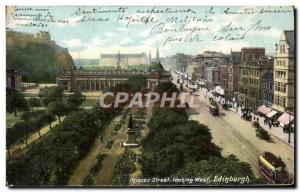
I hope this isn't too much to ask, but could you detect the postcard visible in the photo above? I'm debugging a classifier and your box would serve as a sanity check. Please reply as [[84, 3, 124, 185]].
[[5, 5, 295, 187]]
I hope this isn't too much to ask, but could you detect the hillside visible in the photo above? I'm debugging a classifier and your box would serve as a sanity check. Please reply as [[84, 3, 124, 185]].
[[6, 30, 75, 83]]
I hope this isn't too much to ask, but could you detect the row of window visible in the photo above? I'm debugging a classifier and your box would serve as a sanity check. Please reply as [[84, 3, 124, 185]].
[[274, 70, 286, 80], [276, 59, 287, 67], [240, 87, 258, 98], [262, 82, 273, 90], [262, 93, 273, 103], [241, 69, 259, 76], [274, 82, 286, 93], [274, 95, 286, 108], [240, 77, 259, 85], [279, 44, 286, 54]]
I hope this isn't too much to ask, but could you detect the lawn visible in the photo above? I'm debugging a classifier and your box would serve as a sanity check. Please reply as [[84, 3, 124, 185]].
[[6, 112, 23, 128], [81, 99, 99, 107]]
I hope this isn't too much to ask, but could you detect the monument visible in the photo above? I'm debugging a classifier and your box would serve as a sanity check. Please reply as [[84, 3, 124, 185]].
[[123, 114, 139, 147]]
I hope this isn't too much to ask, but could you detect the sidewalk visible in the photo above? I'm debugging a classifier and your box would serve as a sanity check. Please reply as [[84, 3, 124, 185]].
[[199, 88, 294, 148], [185, 80, 295, 148], [255, 115, 294, 147]]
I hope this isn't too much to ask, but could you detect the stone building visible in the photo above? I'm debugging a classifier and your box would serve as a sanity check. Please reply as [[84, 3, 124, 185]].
[[238, 48, 273, 110], [194, 51, 229, 89], [6, 69, 22, 90], [57, 62, 171, 92], [187, 63, 205, 81], [219, 65, 228, 97], [227, 51, 242, 100], [205, 66, 220, 88], [261, 70, 274, 107], [99, 52, 148, 68], [272, 30, 295, 113], [194, 51, 229, 66], [162, 53, 193, 73]]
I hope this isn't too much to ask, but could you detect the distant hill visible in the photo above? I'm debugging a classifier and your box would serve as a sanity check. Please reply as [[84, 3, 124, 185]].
[[6, 30, 75, 83], [74, 59, 99, 67]]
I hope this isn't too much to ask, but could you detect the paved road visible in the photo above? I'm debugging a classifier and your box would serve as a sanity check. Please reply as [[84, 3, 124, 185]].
[[172, 74, 294, 180]]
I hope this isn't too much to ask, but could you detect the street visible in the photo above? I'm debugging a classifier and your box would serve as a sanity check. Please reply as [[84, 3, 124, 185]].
[[172, 73, 294, 180]]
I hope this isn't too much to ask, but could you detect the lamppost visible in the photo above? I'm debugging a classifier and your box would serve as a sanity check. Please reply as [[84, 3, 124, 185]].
[[285, 110, 293, 144]]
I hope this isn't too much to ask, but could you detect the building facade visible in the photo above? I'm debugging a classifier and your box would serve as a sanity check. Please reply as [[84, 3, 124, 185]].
[[162, 53, 193, 73], [205, 66, 220, 88], [6, 69, 22, 90], [219, 65, 228, 97], [227, 51, 241, 100], [57, 64, 171, 92], [272, 31, 295, 113], [190, 51, 229, 89], [261, 70, 274, 107], [238, 48, 273, 110]]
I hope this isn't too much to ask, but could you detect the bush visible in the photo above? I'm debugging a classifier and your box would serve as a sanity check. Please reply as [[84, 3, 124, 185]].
[[112, 149, 136, 185], [82, 153, 108, 186], [113, 123, 122, 132], [105, 140, 114, 149]]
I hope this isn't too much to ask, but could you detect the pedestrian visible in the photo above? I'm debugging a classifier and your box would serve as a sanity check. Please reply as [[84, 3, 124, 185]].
[[269, 122, 272, 129]]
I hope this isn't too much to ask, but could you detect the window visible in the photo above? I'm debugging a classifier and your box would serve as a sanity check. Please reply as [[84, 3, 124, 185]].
[[280, 44, 286, 54]]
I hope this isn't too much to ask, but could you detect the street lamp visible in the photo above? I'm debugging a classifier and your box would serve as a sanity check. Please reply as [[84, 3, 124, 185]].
[[285, 110, 293, 144]]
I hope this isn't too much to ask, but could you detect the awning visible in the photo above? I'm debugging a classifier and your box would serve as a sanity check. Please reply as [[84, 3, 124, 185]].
[[266, 110, 278, 118], [257, 105, 272, 115], [213, 86, 224, 95], [277, 113, 294, 126]]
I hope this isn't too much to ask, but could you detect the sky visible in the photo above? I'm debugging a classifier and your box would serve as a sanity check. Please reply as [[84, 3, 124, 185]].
[[6, 6, 295, 59]]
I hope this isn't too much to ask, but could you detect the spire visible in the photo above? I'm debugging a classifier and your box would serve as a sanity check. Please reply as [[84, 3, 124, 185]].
[[156, 47, 160, 62], [128, 114, 133, 129]]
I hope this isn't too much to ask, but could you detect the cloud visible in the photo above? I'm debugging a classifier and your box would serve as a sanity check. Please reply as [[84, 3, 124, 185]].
[[90, 37, 105, 46], [104, 32, 114, 37], [116, 27, 127, 32], [119, 37, 133, 45], [62, 39, 83, 47], [139, 30, 149, 37]]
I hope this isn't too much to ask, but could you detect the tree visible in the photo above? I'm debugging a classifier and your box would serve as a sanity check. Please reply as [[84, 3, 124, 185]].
[[67, 91, 85, 110], [28, 97, 41, 111], [38, 86, 64, 106], [31, 113, 47, 138], [47, 100, 66, 123], [6, 88, 29, 116], [43, 112, 55, 129], [11, 121, 33, 148], [154, 81, 179, 94], [127, 75, 148, 92]]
